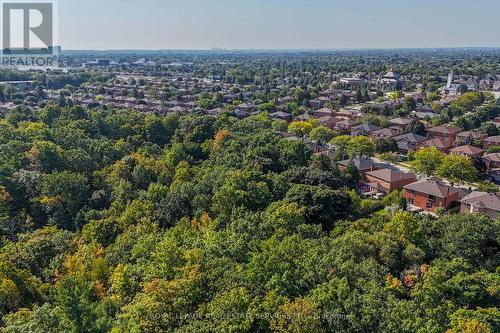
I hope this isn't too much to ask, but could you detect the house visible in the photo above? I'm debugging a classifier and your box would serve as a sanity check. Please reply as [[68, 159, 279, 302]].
[[294, 114, 313, 122], [0, 102, 16, 115], [487, 169, 500, 184], [393, 133, 427, 153], [316, 115, 337, 129], [450, 145, 484, 158], [312, 107, 334, 118], [308, 98, 324, 110], [365, 168, 417, 194], [456, 130, 486, 146], [388, 117, 413, 131], [460, 191, 500, 218], [426, 125, 461, 141], [414, 111, 438, 120], [418, 138, 454, 154], [404, 178, 461, 214], [483, 153, 500, 172], [334, 119, 357, 131], [337, 157, 380, 180], [378, 70, 403, 90], [238, 102, 255, 111], [370, 127, 401, 140], [233, 108, 250, 119], [350, 124, 380, 136], [335, 109, 362, 120], [277, 96, 293, 106], [169, 105, 188, 114], [270, 111, 293, 122], [484, 136, 500, 150]]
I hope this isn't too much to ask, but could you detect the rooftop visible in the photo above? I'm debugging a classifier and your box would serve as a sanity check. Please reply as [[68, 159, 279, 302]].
[[404, 178, 460, 198], [461, 191, 500, 211], [366, 168, 416, 183]]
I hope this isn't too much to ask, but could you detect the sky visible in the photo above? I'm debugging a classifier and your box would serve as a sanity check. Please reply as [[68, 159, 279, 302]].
[[58, 0, 500, 50]]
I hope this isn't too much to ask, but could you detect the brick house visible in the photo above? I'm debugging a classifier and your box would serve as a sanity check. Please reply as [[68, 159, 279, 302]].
[[312, 107, 334, 118], [338, 157, 380, 180], [393, 133, 427, 153], [450, 145, 484, 158], [403, 178, 461, 214], [388, 117, 413, 131], [426, 125, 461, 141], [350, 123, 380, 136], [484, 136, 500, 150], [370, 127, 401, 140], [483, 153, 500, 172], [334, 119, 357, 131], [418, 138, 455, 154], [460, 191, 500, 219], [365, 169, 417, 194], [456, 130, 486, 146]]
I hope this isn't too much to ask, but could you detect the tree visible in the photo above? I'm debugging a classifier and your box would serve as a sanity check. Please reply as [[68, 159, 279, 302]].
[[330, 135, 352, 160], [6, 106, 35, 126], [411, 147, 444, 177], [39, 171, 90, 230], [271, 298, 324, 333], [258, 102, 276, 113], [344, 160, 361, 185], [476, 181, 499, 193], [339, 94, 348, 106], [436, 155, 477, 186], [309, 126, 336, 145], [403, 96, 417, 111], [379, 152, 398, 165], [479, 122, 499, 137], [347, 136, 375, 158], [284, 184, 351, 230], [375, 138, 398, 153], [288, 121, 313, 141], [54, 276, 100, 332], [0, 85, 6, 102], [408, 118, 426, 136], [356, 89, 364, 103], [272, 120, 288, 132], [438, 214, 500, 269]]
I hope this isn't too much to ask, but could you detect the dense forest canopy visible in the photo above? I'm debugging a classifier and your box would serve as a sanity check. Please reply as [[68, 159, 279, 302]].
[[0, 102, 499, 332]]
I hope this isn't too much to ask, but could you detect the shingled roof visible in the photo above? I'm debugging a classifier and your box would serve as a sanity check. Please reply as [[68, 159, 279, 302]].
[[403, 178, 460, 198], [461, 191, 500, 211], [427, 125, 461, 135], [366, 168, 416, 183]]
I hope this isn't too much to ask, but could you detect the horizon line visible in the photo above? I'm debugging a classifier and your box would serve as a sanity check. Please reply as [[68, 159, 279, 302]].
[[60, 46, 500, 52]]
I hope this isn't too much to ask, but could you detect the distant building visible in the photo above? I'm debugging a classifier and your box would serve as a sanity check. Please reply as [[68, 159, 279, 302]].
[[377, 69, 403, 91], [339, 77, 368, 90], [83, 59, 110, 67]]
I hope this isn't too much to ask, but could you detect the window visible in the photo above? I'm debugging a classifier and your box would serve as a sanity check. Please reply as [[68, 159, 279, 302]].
[[426, 202, 433, 209], [428, 195, 436, 202], [408, 198, 414, 205]]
